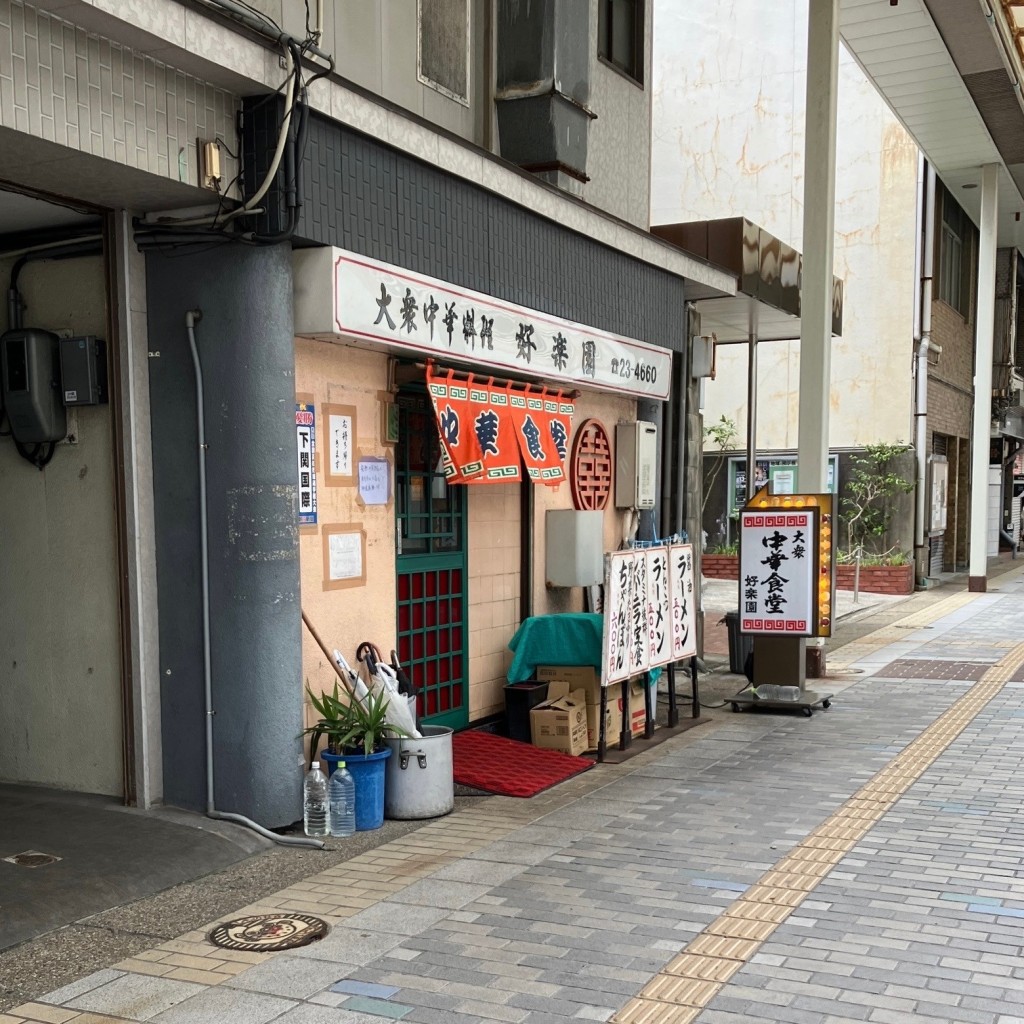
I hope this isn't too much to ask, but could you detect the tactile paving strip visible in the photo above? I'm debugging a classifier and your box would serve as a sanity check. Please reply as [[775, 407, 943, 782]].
[[612, 628, 1024, 1024]]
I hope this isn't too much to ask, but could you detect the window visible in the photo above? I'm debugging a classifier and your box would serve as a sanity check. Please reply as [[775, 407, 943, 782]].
[[937, 187, 975, 319], [599, 0, 644, 85], [417, 0, 470, 106]]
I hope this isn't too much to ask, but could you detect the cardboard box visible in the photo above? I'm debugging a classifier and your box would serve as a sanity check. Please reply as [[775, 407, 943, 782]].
[[627, 675, 657, 736], [537, 666, 621, 750], [529, 680, 588, 756]]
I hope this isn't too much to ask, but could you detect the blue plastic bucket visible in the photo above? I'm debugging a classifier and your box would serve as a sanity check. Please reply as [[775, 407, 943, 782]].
[[343, 748, 392, 831]]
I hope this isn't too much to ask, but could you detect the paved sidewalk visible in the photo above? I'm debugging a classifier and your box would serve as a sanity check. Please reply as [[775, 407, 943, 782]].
[[700, 577, 908, 661], [8, 566, 1024, 1024]]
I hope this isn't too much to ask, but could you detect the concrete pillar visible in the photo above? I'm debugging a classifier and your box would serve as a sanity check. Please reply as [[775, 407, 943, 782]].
[[795, 0, 839, 679], [146, 243, 303, 827], [110, 211, 162, 808], [746, 332, 758, 499], [796, 0, 839, 495], [969, 163, 1000, 590]]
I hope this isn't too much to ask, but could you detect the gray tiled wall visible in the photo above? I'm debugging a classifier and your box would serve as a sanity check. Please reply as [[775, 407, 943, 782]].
[[0, 0, 238, 189]]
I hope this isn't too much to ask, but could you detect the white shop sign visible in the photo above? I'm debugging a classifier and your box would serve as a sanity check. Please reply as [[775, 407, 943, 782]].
[[667, 543, 697, 661], [601, 543, 698, 686], [603, 551, 634, 685], [739, 509, 817, 635], [293, 247, 671, 400]]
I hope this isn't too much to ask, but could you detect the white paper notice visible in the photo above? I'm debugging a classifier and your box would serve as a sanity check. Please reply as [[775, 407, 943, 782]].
[[329, 414, 353, 477], [328, 531, 362, 582], [358, 457, 390, 505]]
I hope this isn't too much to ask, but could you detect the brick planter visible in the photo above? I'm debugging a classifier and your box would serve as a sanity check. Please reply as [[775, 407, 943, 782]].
[[836, 562, 914, 595], [702, 554, 738, 580], [702, 554, 914, 595]]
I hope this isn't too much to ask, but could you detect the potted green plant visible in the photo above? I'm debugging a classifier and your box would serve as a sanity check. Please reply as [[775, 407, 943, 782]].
[[303, 683, 404, 831]]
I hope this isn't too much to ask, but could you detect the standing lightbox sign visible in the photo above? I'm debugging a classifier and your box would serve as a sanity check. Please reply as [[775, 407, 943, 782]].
[[739, 508, 820, 636]]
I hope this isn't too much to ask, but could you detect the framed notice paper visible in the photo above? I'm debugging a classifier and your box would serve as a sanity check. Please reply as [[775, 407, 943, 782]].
[[324, 404, 357, 485], [322, 525, 366, 590]]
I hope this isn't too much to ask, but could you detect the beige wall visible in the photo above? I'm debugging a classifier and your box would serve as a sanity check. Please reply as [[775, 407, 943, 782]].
[[0, 253, 123, 795], [294, 339, 395, 733], [532, 391, 638, 615], [468, 484, 520, 721]]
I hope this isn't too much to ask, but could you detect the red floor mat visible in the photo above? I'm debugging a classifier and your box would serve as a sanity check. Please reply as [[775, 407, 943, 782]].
[[452, 730, 593, 798]]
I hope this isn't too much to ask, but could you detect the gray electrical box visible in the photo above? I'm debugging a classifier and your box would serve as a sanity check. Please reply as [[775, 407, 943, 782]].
[[1, 328, 67, 443], [545, 509, 604, 587], [59, 335, 107, 406]]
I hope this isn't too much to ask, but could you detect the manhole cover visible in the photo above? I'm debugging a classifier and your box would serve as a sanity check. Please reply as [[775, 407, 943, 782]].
[[3, 851, 61, 868], [208, 913, 328, 952]]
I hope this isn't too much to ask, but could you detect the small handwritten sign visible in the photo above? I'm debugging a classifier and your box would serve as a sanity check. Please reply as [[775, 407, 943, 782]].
[[645, 547, 671, 668], [358, 457, 390, 505], [602, 551, 634, 686], [668, 543, 697, 660], [629, 554, 650, 676]]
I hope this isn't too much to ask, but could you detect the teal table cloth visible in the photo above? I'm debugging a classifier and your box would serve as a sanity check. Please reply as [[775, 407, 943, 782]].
[[506, 613, 604, 683], [506, 613, 663, 684]]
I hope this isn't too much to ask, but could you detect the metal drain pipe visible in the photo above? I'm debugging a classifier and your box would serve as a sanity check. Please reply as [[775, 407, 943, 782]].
[[186, 309, 323, 849]]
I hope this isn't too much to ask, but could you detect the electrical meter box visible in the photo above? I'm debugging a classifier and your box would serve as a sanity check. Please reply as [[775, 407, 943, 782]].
[[1, 328, 67, 444], [59, 335, 107, 405], [615, 421, 657, 509], [545, 509, 604, 587]]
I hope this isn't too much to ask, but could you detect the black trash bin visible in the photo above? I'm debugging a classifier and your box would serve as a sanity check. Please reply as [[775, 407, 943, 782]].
[[503, 681, 549, 743], [724, 611, 754, 675]]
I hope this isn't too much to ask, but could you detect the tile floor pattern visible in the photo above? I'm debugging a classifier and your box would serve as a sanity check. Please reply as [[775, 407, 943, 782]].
[[11, 570, 1024, 1024]]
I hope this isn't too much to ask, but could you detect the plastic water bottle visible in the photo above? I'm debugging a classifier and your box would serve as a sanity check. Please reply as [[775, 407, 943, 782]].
[[329, 762, 356, 838], [303, 761, 329, 837]]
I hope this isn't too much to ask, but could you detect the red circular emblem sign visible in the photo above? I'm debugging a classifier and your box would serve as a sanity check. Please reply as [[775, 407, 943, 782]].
[[570, 418, 612, 511]]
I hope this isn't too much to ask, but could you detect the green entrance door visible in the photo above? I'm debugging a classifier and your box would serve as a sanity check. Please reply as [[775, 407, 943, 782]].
[[395, 387, 469, 729]]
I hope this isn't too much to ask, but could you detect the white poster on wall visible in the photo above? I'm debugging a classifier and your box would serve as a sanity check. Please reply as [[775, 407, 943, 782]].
[[668, 543, 697, 660], [739, 509, 817, 635], [602, 551, 634, 685], [328, 531, 362, 581]]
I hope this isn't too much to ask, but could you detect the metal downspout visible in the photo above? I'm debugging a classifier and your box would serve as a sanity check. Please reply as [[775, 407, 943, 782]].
[[914, 160, 936, 579], [185, 310, 323, 849]]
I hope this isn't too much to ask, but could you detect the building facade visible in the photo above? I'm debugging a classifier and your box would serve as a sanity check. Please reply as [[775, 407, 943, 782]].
[[652, 0, 982, 576], [0, 0, 732, 824]]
